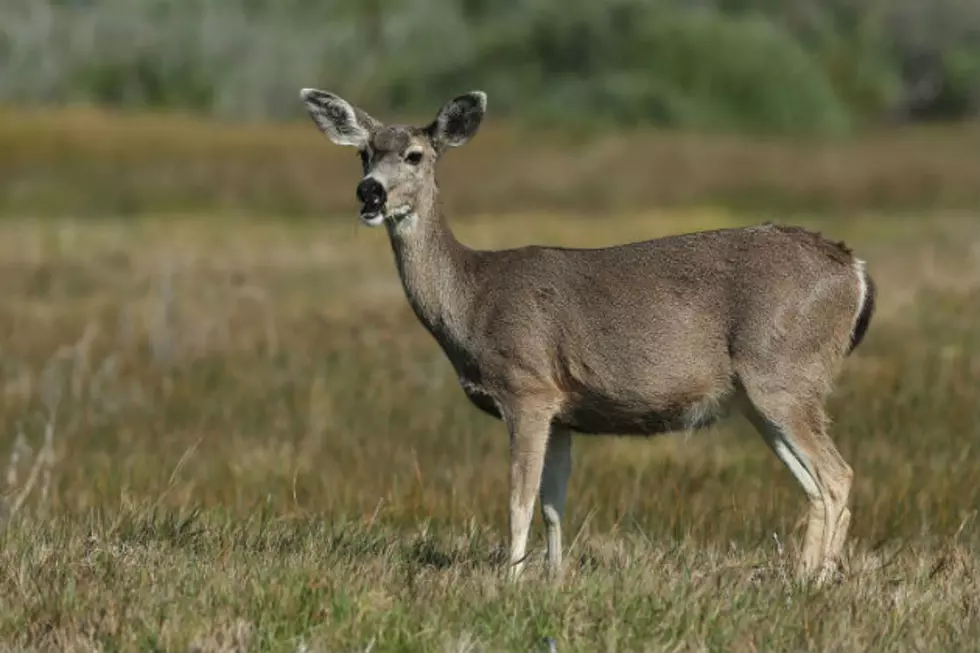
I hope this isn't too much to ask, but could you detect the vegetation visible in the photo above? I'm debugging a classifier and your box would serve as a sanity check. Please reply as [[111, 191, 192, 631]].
[[2, 107, 980, 219], [2, 0, 979, 133], [0, 210, 978, 651]]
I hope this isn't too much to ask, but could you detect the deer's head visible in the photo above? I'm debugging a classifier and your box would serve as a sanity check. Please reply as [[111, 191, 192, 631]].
[[300, 89, 486, 230]]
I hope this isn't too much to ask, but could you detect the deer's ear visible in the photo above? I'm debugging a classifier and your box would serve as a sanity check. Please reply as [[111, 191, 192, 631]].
[[300, 88, 379, 148], [427, 91, 487, 151]]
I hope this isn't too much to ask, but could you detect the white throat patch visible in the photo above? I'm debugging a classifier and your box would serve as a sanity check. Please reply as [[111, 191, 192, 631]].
[[387, 207, 417, 233]]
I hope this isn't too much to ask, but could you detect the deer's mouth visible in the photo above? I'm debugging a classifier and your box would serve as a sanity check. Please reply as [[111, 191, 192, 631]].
[[359, 208, 385, 227], [359, 205, 412, 227]]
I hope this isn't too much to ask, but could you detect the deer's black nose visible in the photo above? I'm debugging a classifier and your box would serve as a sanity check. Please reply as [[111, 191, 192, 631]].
[[356, 177, 386, 208]]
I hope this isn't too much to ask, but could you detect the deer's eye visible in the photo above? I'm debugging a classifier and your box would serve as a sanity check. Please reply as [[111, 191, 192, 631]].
[[405, 150, 423, 165]]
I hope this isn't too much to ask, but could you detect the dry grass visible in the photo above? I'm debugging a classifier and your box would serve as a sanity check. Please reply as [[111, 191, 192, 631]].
[[2, 106, 980, 219], [0, 208, 978, 651]]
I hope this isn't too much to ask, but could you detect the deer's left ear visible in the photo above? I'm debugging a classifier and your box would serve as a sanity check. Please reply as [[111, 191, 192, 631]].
[[300, 88, 380, 148], [427, 91, 487, 151]]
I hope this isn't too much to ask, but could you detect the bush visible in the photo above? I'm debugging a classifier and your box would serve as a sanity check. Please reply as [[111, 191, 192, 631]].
[[0, 0, 977, 133]]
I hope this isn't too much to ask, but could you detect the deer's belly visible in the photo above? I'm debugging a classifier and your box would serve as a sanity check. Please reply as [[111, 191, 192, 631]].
[[455, 375, 731, 434], [556, 388, 728, 436]]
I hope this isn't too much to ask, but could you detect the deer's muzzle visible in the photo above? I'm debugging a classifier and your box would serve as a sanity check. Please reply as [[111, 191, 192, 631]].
[[356, 177, 387, 219]]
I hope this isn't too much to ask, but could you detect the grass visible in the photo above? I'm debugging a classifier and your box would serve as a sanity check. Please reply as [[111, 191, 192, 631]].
[[2, 106, 980, 219], [0, 208, 977, 651]]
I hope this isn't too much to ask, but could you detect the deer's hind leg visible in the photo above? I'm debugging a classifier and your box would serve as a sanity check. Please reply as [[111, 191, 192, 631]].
[[739, 382, 853, 581], [540, 424, 572, 576]]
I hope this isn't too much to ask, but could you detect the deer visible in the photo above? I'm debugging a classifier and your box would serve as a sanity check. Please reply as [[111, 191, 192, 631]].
[[299, 87, 876, 584]]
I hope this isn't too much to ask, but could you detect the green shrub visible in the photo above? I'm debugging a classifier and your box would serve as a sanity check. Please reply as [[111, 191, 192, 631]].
[[0, 0, 977, 132]]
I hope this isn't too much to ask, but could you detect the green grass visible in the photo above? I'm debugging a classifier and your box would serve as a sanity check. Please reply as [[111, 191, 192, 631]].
[[0, 210, 978, 651]]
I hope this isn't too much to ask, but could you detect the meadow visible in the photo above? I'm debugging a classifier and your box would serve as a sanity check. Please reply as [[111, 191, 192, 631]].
[[0, 110, 979, 652]]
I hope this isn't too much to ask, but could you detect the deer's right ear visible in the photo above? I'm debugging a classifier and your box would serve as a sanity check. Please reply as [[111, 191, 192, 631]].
[[300, 88, 378, 148]]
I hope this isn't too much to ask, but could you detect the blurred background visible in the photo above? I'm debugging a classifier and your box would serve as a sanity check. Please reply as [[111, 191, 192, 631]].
[[0, 1, 979, 650], [3, 0, 980, 216], [5, 0, 980, 127]]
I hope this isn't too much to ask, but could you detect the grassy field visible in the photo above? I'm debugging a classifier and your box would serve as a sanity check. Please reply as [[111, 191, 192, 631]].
[[3, 107, 980, 219], [0, 206, 977, 652]]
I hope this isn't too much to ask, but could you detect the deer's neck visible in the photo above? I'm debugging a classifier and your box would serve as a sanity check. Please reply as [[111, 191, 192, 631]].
[[386, 199, 479, 350]]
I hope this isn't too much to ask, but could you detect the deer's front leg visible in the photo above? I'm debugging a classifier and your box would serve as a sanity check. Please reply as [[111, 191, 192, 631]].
[[506, 404, 553, 580]]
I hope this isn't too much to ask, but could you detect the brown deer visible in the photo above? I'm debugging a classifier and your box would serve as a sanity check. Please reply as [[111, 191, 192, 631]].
[[299, 88, 876, 583]]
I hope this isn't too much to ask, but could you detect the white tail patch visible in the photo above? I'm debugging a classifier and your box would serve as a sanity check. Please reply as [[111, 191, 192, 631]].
[[852, 258, 868, 334]]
